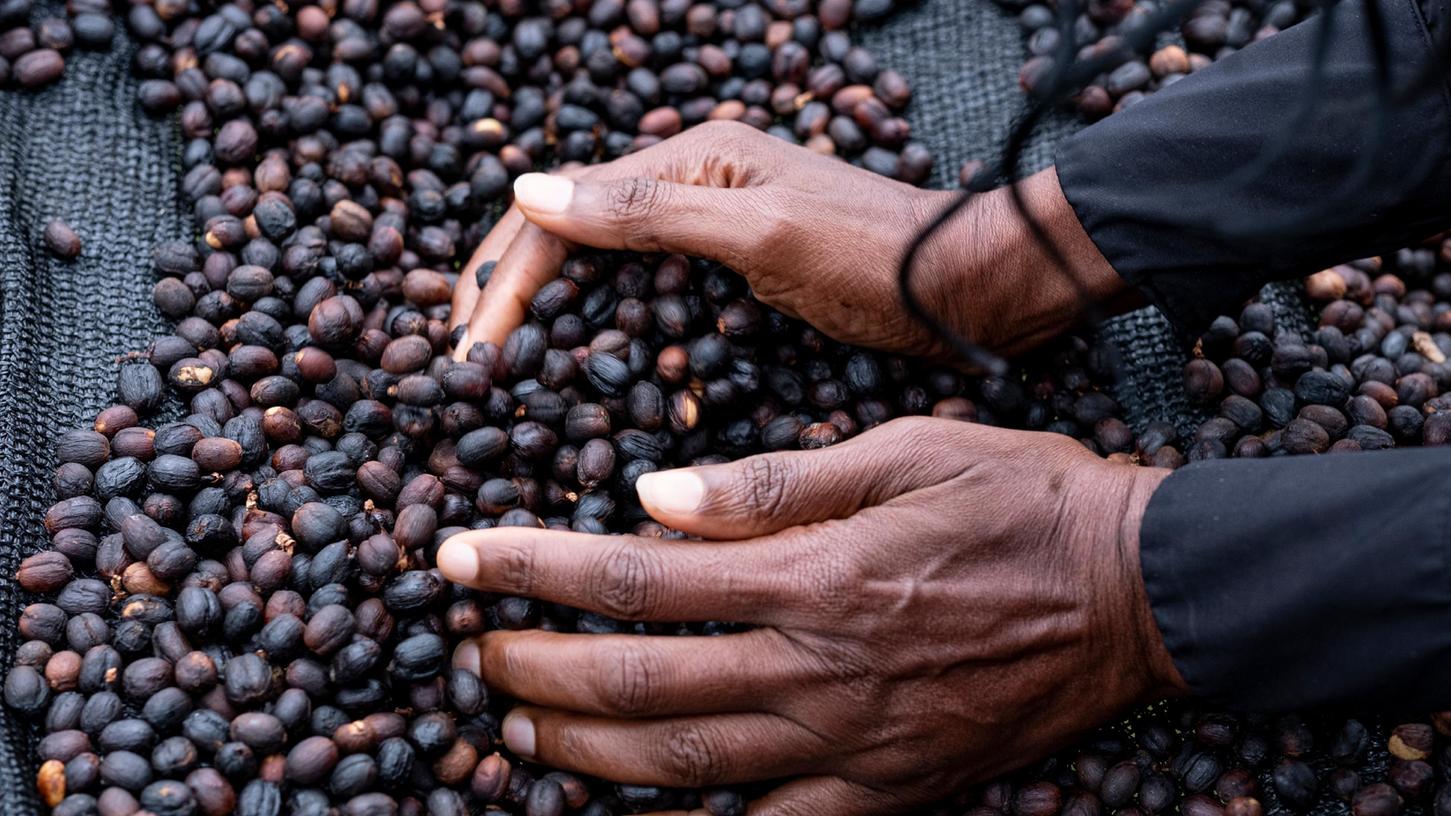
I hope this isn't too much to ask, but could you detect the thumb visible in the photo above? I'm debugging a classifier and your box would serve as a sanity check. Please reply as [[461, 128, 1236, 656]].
[[634, 423, 959, 540], [511, 172, 765, 262]]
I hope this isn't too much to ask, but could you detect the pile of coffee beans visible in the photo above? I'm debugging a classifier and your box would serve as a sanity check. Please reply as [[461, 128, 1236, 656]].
[[1156, 251, 1451, 465], [996, 0, 1309, 129], [0, 0, 116, 89], [933, 708, 1451, 816], [0, 0, 1142, 813]]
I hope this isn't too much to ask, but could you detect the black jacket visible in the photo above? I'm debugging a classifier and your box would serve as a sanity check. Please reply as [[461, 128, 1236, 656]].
[[1055, 0, 1451, 709]]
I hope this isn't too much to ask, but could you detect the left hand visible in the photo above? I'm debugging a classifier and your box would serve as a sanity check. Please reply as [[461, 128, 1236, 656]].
[[449, 122, 1129, 365], [437, 418, 1185, 815]]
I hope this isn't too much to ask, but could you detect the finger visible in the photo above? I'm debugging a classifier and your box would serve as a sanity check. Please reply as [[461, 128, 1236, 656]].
[[502, 705, 822, 788], [435, 527, 793, 624], [455, 629, 803, 718], [464, 219, 572, 349], [511, 172, 767, 264], [633, 426, 965, 539], [450, 206, 526, 360], [461, 161, 592, 349], [749, 776, 897, 816]]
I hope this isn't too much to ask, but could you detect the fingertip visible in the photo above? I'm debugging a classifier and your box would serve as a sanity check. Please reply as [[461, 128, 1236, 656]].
[[636, 469, 707, 518], [436, 535, 480, 584], [513, 173, 574, 216], [453, 638, 481, 673], [467, 308, 514, 352], [501, 709, 538, 758]]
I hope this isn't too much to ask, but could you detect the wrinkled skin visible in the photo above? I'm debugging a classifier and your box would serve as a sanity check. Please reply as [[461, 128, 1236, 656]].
[[450, 120, 1125, 364], [440, 419, 1184, 815], [444, 119, 1166, 814]]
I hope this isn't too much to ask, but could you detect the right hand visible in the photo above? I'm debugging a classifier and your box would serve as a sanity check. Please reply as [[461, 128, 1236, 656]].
[[451, 121, 974, 362], [438, 417, 1182, 814]]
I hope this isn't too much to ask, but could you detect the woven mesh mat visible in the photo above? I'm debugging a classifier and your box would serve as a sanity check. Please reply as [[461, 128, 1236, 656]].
[[0, 0, 1333, 811], [0, 22, 183, 810]]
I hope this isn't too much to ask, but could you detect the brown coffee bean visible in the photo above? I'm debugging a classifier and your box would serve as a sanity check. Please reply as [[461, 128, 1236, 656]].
[[43, 218, 81, 259], [1389, 723, 1433, 761], [17, 551, 74, 593], [15, 48, 64, 88]]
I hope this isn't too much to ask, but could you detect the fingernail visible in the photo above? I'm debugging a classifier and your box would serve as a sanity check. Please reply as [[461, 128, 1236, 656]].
[[513, 173, 573, 215], [637, 470, 706, 516], [502, 711, 536, 757], [453, 639, 480, 672], [452, 325, 469, 353], [436, 537, 478, 583]]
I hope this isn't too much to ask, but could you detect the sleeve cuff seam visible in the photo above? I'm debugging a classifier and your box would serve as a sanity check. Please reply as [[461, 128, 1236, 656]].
[[1139, 464, 1204, 696]]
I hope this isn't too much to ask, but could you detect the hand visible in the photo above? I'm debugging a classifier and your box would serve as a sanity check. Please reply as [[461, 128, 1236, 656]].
[[450, 121, 1127, 364], [437, 418, 1186, 814]]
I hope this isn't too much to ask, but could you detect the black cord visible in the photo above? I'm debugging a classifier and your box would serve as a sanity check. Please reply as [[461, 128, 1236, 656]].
[[898, 0, 1451, 375], [896, 0, 1212, 375]]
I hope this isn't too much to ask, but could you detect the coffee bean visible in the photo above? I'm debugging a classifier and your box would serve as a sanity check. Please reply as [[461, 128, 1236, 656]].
[[14, 48, 63, 87], [43, 218, 81, 259]]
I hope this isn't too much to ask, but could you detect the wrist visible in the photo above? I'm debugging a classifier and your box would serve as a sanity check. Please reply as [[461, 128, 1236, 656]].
[[1067, 460, 1188, 706], [911, 169, 1134, 358]]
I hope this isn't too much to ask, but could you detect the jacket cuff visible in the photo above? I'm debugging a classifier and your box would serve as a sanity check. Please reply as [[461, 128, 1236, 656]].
[[1056, 0, 1451, 341], [1140, 449, 1451, 711]]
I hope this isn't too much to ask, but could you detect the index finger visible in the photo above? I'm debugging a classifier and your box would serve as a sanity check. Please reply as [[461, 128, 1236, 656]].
[[435, 527, 795, 625], [460, 138, 734, 351]]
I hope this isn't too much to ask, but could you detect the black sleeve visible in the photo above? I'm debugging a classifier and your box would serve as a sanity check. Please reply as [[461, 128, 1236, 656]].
[[1056, 0, 1451, 340], [1140, 448, 1451, 711]]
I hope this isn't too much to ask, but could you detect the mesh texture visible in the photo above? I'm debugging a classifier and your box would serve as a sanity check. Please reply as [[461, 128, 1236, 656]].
[[0, 22, 183, 810]]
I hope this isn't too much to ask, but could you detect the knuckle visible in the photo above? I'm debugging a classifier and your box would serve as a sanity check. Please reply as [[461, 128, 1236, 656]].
[[885, 414, 940, 442], [552, 721, 594, 766], [868, 416, 966, 476], [736, 455, 793, 518], [596, 644, 663, 716], [750, 190, 794, 249], [789, 539, 865, 618], [495, 543, 537, 595], [683, 118, 739, 146], [699, 118, 756, 149], [496, 637, 531, 678], [660, 721, 725, 787], [591, 542, 660, 620], [833, 657, 885, 701], [607, 177, 668, 233]]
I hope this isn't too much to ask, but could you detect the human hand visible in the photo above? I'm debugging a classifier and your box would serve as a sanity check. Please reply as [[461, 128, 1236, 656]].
[[450, 121, 1125, 364], [437, 417, 1185, 814]]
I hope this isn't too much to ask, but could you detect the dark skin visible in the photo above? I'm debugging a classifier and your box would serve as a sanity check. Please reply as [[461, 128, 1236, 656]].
[[441, 120, 1189, 815]]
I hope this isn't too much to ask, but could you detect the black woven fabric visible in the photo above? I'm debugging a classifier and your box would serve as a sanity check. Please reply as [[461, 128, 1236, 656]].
[[0, 23, 184, 810], [857, 0, 1081, 186]]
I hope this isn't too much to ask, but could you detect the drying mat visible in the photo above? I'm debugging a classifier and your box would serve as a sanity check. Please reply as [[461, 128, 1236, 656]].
[[0, 0, 1347, 813], [0, 20, 184, 811]]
